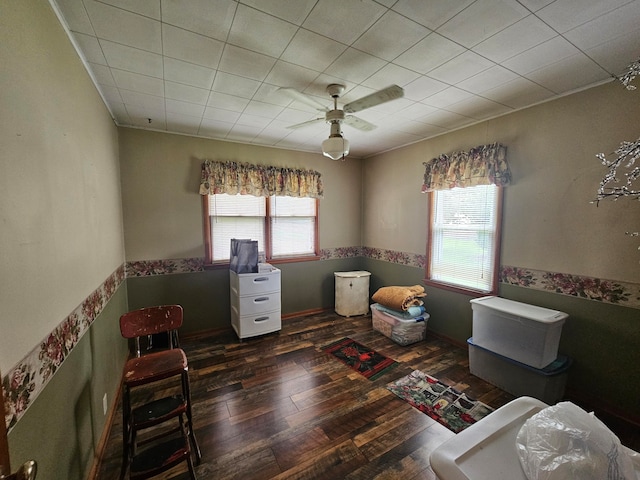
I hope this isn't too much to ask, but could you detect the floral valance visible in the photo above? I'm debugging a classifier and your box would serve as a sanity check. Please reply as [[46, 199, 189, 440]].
[[421, 143, 511, 192], [199, 160, 324, 198]]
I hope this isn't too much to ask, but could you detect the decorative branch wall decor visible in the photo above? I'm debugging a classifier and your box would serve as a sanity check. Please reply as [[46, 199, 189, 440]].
[[594, 55, 640, 247]]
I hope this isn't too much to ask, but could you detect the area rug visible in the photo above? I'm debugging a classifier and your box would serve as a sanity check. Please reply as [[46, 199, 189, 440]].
[[387, 370, 494, 433], [322, 337, 398, 380]]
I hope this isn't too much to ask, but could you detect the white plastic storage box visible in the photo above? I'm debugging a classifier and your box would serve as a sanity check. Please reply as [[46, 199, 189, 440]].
[[468, 338, 571, 404], [470, 296, 567, 369], [334, 271, 371, 316], [371, 304, 428, 346]]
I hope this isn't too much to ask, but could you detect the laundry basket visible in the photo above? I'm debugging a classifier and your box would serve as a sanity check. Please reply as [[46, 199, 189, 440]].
[[334, 271, 371, 316]]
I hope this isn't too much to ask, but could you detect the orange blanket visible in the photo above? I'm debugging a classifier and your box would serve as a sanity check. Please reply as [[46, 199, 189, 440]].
[[371, 285, 426, 311]]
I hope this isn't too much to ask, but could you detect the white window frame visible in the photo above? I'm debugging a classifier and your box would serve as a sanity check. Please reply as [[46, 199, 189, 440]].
[[203, 193, 319, 266], [426, 185, 503, 295]]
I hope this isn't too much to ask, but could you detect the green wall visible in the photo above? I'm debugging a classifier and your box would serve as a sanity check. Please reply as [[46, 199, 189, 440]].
[[7, 287, 129, 479]]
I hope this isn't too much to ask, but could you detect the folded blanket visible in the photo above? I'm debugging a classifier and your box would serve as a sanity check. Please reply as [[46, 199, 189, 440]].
[[371, 285, 426, 311], [373, 303, 426, 319]]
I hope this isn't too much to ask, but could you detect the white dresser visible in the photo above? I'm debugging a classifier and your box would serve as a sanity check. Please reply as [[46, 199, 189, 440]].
[[230, 268, 281, 340]]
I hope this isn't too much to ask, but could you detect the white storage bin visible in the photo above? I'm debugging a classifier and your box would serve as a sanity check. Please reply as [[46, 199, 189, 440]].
[[371, 304, 428, 346], [468, 338, 571, 404], [470, 296, 567, 369], [334, 271, 371, 316]]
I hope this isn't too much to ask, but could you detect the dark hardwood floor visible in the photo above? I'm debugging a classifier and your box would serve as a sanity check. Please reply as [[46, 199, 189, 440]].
[[96, 310, 637, 479]]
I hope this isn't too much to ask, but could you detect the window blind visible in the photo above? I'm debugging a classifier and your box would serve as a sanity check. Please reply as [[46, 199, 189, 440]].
[[430, 185, 498, 292], [209, 194, 265, 261], [270, 195, 316, 257]]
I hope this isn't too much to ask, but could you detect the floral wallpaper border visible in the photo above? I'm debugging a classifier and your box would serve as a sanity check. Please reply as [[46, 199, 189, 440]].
[[3, 266, 125, 433], [5, 249, 638, 432]]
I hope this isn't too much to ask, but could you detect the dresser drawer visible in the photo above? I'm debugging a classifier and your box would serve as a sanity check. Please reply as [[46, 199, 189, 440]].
[[231, 307, 281, 339], [234, 293, 281, 316], [231, 270, 281, 296]]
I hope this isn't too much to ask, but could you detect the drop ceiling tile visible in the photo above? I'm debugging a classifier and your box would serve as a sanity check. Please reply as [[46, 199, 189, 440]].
[[423, 86, 475, 108], [437, 0, 529, 48], [84, 0, 161, 53], [281, 29, 347, 72], [403, 76, 449, 101], [243, 101, 285, 119], [99, 85, 123, 104], [391, 0, 476, 31], [276, 107, 322, 125], [325, 48, 387, 84], [100, 40, 163, 77], [73, 33, 107, 65], [99, 0, 160, 19], [472, 14, 557, 63], [457, 65, 520, 94], [585, 31, 640, 74], [88, 63, 116, 86], [352, 10, 431, 61], [537, 0, 632, 33], [361, 63, 421, 90], [108, 102, 131, 123], [129, 113, 165, 129], [481, 77, 555, 108], [236, 113, 272, 128], [239, 0, 317, 24], [302, 0, 386, 45], [502, 36, 576, 75], [446, 95, 512, 119], [164, 57, 215, 89], [218, 45, 277, 82], [112, 69, 164, 97], [227, 124, 262, 142], [52, 0, 94, 35], [165, 82, 210, 105], [394, 33, 466, 74], [396, 102, 438, 120], [264, 61, 320, 90], [419, 109, 475, 129], [516, 0, 555, 11], [228, 5, 298, 58], [212, 72, 261, 99], [162, 24, 224, 69], [525, 53, 611, 93], [166, 98, 205, 117], [563, 1, 640, 51], [428, 51, 495, 85], [252, 84, 295, 106], [203, 107, 241, 123], [161, 0, 237, 42], [121, 90, 165, 110], [166, 112, 201, 135], [206, 92, 250, 112], [198, 118, 234, 137]]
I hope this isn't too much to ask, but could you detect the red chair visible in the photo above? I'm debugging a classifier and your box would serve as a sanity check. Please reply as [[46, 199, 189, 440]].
[[119, 305, 201, 479]]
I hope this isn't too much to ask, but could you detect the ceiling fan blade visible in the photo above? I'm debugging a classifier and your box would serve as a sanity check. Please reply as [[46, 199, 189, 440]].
[[343, 115, 377, 132], [343, 85, 404, 114], [286, 117, 325, 129], [277, 87, 328, 112]]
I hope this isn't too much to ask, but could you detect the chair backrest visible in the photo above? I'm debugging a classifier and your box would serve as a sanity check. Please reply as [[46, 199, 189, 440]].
[[119, 305, 183, 356]]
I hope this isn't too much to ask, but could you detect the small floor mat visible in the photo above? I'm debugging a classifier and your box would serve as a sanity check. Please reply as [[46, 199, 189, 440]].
[[322, 337, 398, 380]]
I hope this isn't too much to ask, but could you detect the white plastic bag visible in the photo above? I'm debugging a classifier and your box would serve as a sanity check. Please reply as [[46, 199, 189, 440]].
[[515, 402, 637, 480]]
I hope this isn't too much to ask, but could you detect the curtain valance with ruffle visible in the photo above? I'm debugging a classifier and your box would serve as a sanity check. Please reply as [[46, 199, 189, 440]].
[[421, 143, 511, 192], [199, 160, 324, 198]]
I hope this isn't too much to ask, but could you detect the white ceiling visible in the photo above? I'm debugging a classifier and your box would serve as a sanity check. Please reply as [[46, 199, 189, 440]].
[[50, 0, 640, 158]]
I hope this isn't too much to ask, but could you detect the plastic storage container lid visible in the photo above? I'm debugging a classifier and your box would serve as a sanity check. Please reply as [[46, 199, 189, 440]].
[[334, 271, 371, 277], [470, 296, 567, 324]]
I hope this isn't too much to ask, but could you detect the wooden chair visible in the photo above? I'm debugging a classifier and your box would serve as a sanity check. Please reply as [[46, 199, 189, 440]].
[[119, 305, 201, 479]]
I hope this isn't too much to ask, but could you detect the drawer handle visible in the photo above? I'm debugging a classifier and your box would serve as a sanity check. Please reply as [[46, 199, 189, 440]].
[[254, 316, 269, 323], [253, 277, 269, 282], [254, 297, 269, 303]]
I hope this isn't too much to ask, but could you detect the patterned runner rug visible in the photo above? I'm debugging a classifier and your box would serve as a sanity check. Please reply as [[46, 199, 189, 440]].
[[387, 370, 494, 433], [322, 337, 398, 380]]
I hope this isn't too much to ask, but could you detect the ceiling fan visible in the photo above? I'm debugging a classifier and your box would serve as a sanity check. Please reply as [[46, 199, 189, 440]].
[[278, 84, 404, 160]]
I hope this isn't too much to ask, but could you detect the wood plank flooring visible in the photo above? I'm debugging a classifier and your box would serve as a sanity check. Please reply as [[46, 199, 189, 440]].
[[95, 310, 635, 479]]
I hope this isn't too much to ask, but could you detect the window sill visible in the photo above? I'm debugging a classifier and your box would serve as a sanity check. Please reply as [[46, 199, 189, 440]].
[[423, 279, 496, 297], [203, 255, 320, 270]]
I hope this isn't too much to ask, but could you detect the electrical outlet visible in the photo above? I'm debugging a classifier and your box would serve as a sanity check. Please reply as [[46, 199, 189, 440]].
[[103, 393, 108, 415]]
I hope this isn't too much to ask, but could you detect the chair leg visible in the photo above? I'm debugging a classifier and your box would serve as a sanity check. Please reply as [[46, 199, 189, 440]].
[[182, 370, 201, 463]]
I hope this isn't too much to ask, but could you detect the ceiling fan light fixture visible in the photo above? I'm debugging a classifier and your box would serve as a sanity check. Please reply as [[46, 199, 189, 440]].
[[322, 135, 349, 160]]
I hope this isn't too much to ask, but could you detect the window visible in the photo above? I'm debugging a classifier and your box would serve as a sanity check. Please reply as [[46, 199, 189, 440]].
[[203, 193, 319, 264], [426, 184, 503, 294]]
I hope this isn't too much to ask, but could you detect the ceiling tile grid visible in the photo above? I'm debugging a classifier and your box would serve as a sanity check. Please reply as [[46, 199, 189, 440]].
[[49, 0, 639, 158]]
